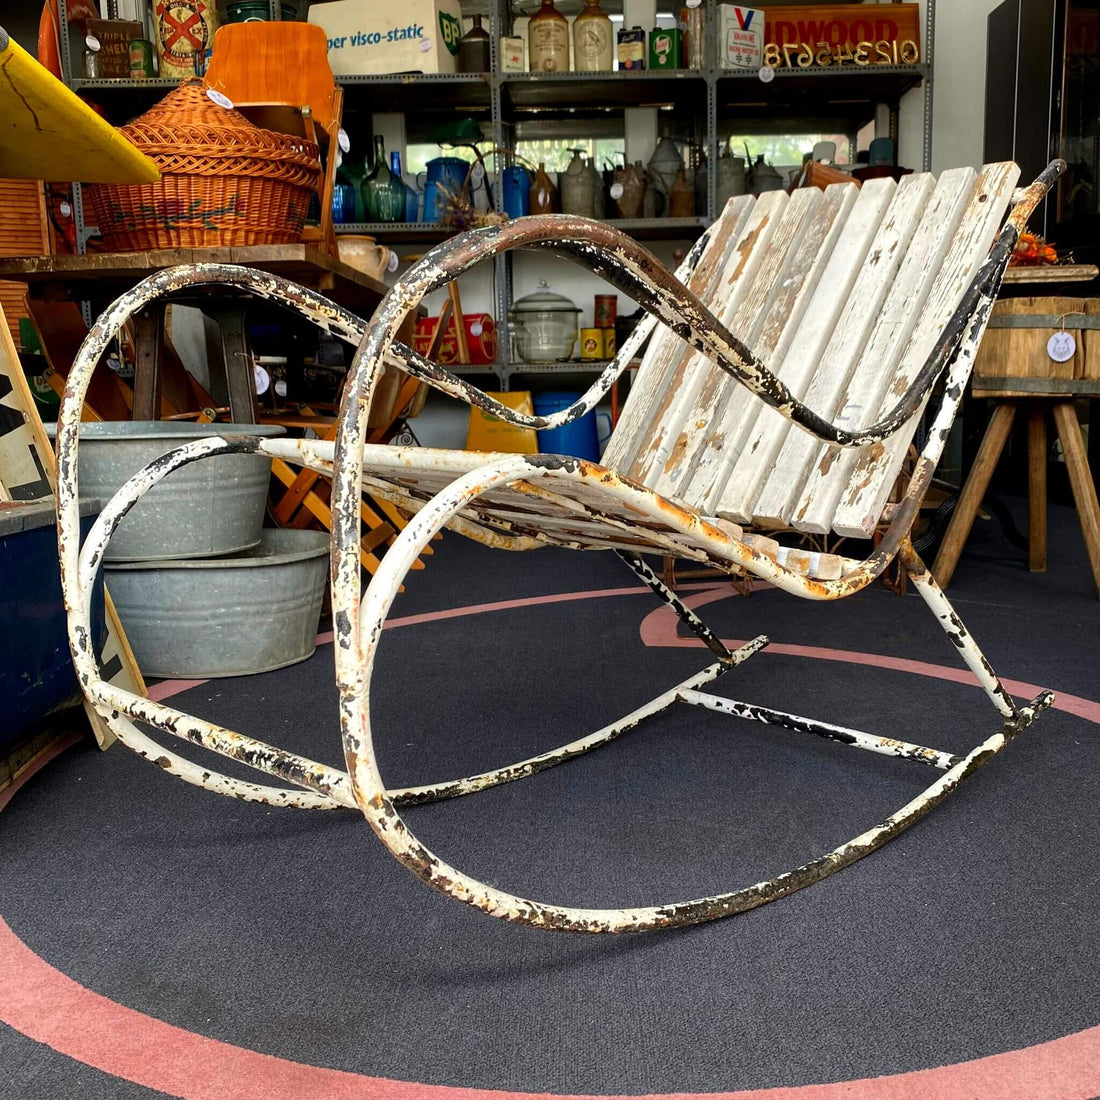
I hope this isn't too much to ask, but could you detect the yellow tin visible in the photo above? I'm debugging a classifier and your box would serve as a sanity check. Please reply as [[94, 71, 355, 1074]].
[[580, 328, 603, 360]]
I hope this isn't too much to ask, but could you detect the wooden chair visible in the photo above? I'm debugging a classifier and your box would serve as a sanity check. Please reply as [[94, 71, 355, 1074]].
[[55, 161, 1064, 934], [204, 22, 342, 258]]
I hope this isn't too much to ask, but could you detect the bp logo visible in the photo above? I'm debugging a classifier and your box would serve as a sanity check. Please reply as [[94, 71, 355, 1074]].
[[439, 11, 461, 54]]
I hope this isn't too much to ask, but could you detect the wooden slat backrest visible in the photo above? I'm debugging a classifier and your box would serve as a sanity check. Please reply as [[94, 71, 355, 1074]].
[[602, 195, 755, 474], [619, 190, 790, 487], [828, 161, 1021, 537], [749, 171, 938, 528], [603, 163, 1018, 540], [650, 187, 822, 501], [683, 180, 861, 514], [714, 176, 897, 523]]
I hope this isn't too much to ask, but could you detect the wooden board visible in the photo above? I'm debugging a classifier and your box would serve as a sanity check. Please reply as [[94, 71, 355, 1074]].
[[603, 195, 756, 475], [751, 170, 936, 528], [691, 181, 861, 514], [717, 177, 896, 523], [660, 186, 823, 505], [0, 31, 159, 185], [831, 161, 1021, 538], [789, 166, 980, 535], [632, 190, 790, 491], [0, 302, 146, 749]]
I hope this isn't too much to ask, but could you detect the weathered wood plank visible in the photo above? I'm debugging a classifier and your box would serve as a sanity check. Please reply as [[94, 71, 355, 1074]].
[[681, 184, 859, 513], [831, 162, 1021, 537], [786, 167, 978, 534], [751, 171, 937, 528], [715, 178, 896, 523], [603, 196, 756, 474], [643, 189, 800, 496]]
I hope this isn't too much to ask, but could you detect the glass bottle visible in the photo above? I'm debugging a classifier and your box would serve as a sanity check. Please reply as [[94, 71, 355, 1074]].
[[528, 0, 569, 72], [573, 0, 613, 72], [457, 14, 492, 73], [376, 150, 408, 223], [361, 134, 386, 219]]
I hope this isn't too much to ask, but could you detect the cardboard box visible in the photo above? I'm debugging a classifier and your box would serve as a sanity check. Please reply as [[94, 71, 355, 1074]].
[[717, 6, 764, 70], [308, 0, 463, 76]]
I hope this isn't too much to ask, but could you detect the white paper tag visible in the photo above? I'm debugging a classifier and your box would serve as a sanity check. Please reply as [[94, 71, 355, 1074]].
[[470, 321, 483, 337], [758, 65, 775, 83], [85, 34, 101, 51], [338, 128, 350, 153], [207, 89, 234, 110], [253, 363, 270, 396], [274, 379, 288, 398], [419, 38, 432, 52], [387, 251, 399, 273], [609, 182, 624, 200], [685, 0, 702, 7], [59, 201, 72, 217], [1047, 330, 1076, 363]]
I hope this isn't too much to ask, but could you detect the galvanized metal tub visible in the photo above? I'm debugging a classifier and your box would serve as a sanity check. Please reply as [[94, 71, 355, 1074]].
[[104, 529, 329, 678], [48, 422, 285, 562]]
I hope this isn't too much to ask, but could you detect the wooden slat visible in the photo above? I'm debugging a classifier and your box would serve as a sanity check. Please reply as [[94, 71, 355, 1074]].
[[716, 177, 896, 523], [830, 162, 1021, 538], [694, 181, 866, 516], [654, 188, 818, 501], [751, 171, 937, 528], [785, 167, 977, 534], [1052, 400, 1100, 597], [603, 195, 756, 473], [629, 190, 790, 490], [666, 186, 831, 507]]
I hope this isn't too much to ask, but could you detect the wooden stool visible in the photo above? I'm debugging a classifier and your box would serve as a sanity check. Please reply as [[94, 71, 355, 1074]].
[[933, 295, 1100, 597]]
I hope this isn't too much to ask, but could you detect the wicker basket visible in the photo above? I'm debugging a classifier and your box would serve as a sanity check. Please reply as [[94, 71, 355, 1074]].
[[87, 82, 322, 251]]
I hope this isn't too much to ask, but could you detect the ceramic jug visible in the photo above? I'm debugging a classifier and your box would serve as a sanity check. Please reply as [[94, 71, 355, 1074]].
[[668, 166, 694, 217], [716, 151, 746, 208], [560, 150, 596, 217], [337, 235, 393, 281]]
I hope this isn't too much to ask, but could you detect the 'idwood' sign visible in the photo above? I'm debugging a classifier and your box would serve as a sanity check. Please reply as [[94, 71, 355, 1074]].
[[765, 4, 920, 50]]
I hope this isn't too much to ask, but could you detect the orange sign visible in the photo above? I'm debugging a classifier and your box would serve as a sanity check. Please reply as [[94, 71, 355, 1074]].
[[764, 4, 920, 50]]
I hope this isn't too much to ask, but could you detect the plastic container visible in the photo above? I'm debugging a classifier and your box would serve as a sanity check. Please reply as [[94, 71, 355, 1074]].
[[105, 529, 329, 678], [48, 422, 285, 563], [532, 391, 611, 461]]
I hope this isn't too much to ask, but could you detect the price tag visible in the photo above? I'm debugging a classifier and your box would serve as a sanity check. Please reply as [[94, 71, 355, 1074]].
[[274, 379, 288, 398], [335, 150, 343, 169], [338, 128, 350, 154], [59, 201, 72, 217], [419, 38, 432, 52], [207, 89, 234, 110], [1047, 330, 1076, 363], [253, 364, 270, 396], [609, 182, 624, 200], [387, 251, 399, 273], [685, 0, 702, 7], [85, 34, 100, 51], [758, 65, 775, 83], [470, 321, 483, 337]]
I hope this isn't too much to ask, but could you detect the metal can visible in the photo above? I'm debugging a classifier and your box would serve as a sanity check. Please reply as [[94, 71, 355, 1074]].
[[129, 39, 155, 79], [602, 329, 617, 359], [649, 28, 681, 70], [594, 294, 617, 328], [580, 328, 604, 361], [617, 27, 646, 69], [680, 7, 705, 69]]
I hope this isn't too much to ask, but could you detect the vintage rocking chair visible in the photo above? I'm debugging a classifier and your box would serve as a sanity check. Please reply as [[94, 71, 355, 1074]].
[[55, 160, 1063, 933]]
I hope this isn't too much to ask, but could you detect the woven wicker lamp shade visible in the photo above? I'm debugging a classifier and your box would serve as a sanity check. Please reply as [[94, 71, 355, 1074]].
[[87, 81, 323, 251]]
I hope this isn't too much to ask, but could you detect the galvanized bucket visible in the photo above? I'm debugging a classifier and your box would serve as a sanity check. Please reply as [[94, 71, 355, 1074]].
[[48, 422, 284, 562], [104, 529, 329, 678]]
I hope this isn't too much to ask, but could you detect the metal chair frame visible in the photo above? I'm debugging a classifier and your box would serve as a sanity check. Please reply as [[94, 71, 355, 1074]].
[[55, 162, 1063, 933]]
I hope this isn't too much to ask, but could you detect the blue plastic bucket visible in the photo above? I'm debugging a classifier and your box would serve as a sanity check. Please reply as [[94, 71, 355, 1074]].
[[533, 391, 611, 461]]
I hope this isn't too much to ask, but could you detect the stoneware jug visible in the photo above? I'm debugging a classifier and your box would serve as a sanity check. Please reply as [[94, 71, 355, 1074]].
[[337, 235, 393, 281], [560, 150, 596, 217]]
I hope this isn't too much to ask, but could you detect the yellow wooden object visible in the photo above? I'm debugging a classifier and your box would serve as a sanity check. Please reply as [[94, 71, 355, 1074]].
[[466, 392, 539, 453], [0, 28, 160, 184]]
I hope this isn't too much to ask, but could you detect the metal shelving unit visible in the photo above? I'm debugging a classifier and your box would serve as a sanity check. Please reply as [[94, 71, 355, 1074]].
[[56, 0, 934, 382]]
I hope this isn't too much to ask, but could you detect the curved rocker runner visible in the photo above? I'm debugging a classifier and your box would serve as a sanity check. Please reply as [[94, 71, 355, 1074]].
[[55, 161, 1063, 933]]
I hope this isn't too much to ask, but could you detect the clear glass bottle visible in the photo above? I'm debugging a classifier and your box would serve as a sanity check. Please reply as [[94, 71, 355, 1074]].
[[573, 0, 613, 72], [528, 0, 569, 72]]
